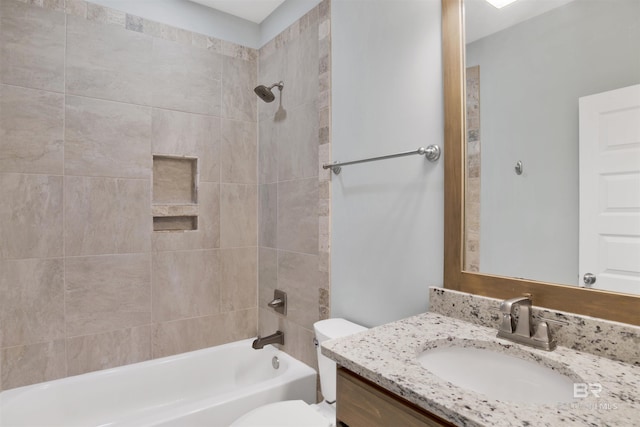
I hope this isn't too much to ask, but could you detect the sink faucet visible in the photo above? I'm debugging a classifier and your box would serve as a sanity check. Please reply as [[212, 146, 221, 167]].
[[252, 331, 284, 349], [497, 296, 556, 351]]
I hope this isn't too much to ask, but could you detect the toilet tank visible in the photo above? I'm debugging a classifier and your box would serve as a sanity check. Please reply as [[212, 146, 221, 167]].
[[314, 319, 367, 403]]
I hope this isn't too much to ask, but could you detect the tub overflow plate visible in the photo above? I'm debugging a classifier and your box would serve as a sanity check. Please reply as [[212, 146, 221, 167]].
[[272, 356, 280, 369]]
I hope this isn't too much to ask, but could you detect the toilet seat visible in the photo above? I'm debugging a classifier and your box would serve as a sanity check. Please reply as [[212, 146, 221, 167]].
[[230, 400, 332, 427]]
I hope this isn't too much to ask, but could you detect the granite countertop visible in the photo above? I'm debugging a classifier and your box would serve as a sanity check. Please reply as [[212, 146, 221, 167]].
[[322, 312, 640, 427]]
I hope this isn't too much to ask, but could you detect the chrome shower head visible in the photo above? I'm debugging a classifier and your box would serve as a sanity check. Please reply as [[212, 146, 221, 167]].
[[254, 81, 284, 103]]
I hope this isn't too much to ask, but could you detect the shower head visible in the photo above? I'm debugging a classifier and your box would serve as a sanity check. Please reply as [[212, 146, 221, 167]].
[[254, 81, 284, 103]]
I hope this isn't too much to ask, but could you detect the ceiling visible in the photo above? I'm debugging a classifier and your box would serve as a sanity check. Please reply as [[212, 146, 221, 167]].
[[189, 0, 286, 24], [465, 0, 577, 43]]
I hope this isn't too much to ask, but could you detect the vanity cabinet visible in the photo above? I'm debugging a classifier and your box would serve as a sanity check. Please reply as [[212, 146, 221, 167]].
[[336, 368, 455, 427]]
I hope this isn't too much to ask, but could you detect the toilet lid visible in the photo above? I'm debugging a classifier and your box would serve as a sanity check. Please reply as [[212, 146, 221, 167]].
[[229, 400, 332, 427]]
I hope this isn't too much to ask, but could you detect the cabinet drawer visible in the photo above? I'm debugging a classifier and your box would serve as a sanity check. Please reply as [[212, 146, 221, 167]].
[[336, 368, 454, 427]]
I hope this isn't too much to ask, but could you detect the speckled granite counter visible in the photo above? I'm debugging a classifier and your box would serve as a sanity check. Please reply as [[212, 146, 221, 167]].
[[322, 290, 640, 426]]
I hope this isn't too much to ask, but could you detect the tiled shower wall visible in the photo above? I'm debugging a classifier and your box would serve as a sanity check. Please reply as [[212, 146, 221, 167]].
[[0, 0, 258, 390], [257, 0, 331, 373]]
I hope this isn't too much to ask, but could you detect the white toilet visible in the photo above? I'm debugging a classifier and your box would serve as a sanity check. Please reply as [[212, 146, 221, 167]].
[[230, 318, 367, 427]]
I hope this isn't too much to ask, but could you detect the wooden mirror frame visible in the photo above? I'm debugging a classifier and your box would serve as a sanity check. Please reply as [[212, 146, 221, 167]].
[[441, 0, 639, 326]]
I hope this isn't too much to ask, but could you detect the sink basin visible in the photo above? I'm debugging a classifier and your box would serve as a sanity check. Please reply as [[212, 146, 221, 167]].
[[417, 344, 578, 404]]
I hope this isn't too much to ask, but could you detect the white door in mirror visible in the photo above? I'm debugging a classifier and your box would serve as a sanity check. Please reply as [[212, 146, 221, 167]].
[[579, 84, 640, 295]]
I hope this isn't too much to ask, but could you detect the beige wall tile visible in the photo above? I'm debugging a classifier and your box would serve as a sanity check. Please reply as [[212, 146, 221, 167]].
[[65, 0, 87, 18], [222, 57, 257, 122], [66, 15, 153, 105], [43, 0, 66, 12], [86, 2, 125, 26], [282, 319, 317, 373], [258, 118, 279, 184], [1, 340, 66, 390], [65, 96, 151, 179], [258, 247, 277, 309], [222, 41, 255, 61], [278, 102, 318, 181], [318, 143, 331, 181], [151, 109, 220, 183], [0, 173, 63, 259], [152, 250, 220, 322], [152, 309, 256, 359], [125, 14, 143, 32], [319, 215, 330, 253], [151, 38, 221, 115], [0, 85, 64, 174], [277, 178, 318, 254], [220, 247, 257, 312], [142, 18, 191, 44], [220, 308, 257, 343], [221, 119, 257, 184], [278, 250, 320, 330], [64, 176, 151, 256], [0, 0, 65, 92], [258, 307, 279, 338], [259, 183, 277, 248], [0, 258, 64, 348], [220, 184, 257, 248], [152, 315, 217, 358], [281, 26, 318, 110], [152, 182, 220, 252], [318, 0, 330, 21], [66, 326, 151, 376], [65, 253, 151, 337]]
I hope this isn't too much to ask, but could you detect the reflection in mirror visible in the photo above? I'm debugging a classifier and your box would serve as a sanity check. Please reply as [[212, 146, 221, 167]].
[[463, 0, 640, 294]]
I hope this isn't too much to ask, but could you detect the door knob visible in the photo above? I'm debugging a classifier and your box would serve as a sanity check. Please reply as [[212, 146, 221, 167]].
[[583, 273, 596, 287]]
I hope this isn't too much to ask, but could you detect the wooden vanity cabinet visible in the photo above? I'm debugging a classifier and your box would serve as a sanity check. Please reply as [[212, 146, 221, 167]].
[[336, 368, 456, 427]]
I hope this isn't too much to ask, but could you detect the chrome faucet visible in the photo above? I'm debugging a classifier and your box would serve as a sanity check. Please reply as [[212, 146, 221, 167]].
[[497, 296, 556, 351], [252, 331, 284, 349]]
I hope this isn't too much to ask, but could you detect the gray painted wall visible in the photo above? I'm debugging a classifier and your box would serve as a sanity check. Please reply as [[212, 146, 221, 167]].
[[331, 0, 444, 327], [466, 0, 640, 285]]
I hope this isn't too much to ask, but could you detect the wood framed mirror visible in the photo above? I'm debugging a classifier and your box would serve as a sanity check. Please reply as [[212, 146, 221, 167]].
[[442, 0, 639, 326]]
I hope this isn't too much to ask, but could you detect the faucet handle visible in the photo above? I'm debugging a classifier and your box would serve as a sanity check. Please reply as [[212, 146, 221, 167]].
[[532, 321, 557, 350], [268, 298, 283, 308], [268, 289, 287, 315]]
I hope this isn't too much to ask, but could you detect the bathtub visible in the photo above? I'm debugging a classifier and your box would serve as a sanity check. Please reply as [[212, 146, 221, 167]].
[[0, 339, 317, 427]]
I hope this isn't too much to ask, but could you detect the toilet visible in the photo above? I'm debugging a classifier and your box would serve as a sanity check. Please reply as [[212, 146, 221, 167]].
[[230, 318, 367, 427]]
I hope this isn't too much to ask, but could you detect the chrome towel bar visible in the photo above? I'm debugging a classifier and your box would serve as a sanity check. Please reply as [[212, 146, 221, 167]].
[[322, 145, 440, 175]]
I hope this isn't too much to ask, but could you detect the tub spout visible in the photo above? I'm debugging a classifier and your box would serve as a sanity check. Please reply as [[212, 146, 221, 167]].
[[252, 331, 284, 349]]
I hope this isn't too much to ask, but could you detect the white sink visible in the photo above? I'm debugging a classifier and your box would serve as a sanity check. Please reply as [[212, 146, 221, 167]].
[[417, 344, 579, 404]]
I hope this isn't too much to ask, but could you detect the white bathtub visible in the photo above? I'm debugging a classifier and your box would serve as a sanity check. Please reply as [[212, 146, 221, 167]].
[[0, 339, 317, 427]]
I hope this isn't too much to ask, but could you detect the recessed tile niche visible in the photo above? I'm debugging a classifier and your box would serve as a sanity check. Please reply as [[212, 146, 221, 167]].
[[152, 155, 198, 231]]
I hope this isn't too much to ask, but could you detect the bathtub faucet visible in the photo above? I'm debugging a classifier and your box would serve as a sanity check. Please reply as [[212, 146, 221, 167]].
[[252, 331, 284, 349]]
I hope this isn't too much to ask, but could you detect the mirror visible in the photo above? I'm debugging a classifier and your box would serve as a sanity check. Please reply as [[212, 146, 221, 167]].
[[442, 0, 640, 325], [461, 0, 640, 294]]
